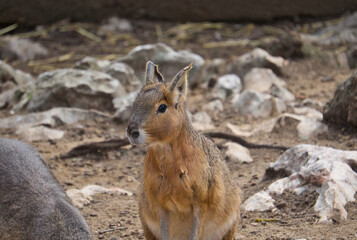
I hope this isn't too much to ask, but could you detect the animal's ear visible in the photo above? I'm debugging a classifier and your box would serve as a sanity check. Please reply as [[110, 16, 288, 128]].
[[169, 63, 192, 104], [145, 61, 164, 85]]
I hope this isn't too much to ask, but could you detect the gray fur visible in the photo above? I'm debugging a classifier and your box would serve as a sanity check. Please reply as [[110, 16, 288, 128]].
[[0, 138, 92, 240]]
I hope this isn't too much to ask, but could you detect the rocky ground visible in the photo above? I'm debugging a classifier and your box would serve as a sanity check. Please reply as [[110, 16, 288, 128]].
[[0, 14, 357, 240]]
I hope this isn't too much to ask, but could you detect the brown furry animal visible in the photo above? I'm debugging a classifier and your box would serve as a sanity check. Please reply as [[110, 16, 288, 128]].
[[126, 61, 241, 240]]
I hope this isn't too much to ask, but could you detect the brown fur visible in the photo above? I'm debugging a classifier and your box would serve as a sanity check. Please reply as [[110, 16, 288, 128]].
[[127, 61, 241, 240]]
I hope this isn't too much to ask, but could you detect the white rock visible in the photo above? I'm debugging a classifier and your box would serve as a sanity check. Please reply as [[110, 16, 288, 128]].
[[66, 184, 133, 208], [224, 142, 253, 163], [215, 74, 242, 99], [113, 91, 138, 122], [0, 60, 35, 86], [25, 69, 126, 111], [74, 56, 111, 70], [230, 48, 287, 78], [242, 191, 275, 211], [0, 107, 110, 129], [254, 144, 357, 221], [116, 42, 204, 85], [1, 37, 48, 61], [297, 117, 328, 140], [244, 68, 286, 91], [98, 17, 133, 35], [105, 62, 140, 92], [200, 58, 227, 86], [293, 107, 323, 120], [244, 68, 295, 102], [203, 99, 224, 112], [192, 111, 214, 131], [233, 90, 273, 118], [16, 126, 64, 142]]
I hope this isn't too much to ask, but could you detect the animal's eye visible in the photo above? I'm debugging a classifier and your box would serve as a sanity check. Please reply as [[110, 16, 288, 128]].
[[157, 104, 167, 114]]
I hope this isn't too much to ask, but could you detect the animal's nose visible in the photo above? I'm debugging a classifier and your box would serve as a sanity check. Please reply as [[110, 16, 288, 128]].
[[127, 123, 140, 139]]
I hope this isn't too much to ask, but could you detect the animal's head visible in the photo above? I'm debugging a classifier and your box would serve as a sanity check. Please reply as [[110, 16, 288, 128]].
[[126, 61, 192, 146]]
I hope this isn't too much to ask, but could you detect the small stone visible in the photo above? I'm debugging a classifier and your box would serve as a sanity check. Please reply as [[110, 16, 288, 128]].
[[215, 74, 242, 99], [224, 142, 253, 163], [203, 99, 224, 112], [192, 111, 214, 131], [233, 90, 274, 118]]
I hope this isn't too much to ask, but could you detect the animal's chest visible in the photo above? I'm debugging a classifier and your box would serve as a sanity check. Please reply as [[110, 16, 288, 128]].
[[145, 154, 196, 213]]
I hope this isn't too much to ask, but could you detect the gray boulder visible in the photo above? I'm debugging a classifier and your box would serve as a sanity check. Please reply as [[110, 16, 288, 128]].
[[233, 90, 274, 118], [75, 57, 140, 92], [323, 72, 357, 127], [244, 68, 295, 102], [116, 42, 204, 85], [0, 60, 35, 109], [0, 107, 110, 129], [25, 69, 126, 111], [230, 48, 287, 78]]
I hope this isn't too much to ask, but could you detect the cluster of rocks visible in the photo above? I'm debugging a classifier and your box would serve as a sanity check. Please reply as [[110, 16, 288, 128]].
[[242, 144, 357, 223]]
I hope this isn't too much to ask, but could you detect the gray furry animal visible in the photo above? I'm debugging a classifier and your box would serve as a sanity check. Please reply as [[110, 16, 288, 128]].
[[0, 138, 92, 240]]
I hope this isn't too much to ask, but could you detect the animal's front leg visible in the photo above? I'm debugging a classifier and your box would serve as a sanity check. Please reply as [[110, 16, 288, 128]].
[[159, 208, 170, 240], [190, 205, 207, 240]]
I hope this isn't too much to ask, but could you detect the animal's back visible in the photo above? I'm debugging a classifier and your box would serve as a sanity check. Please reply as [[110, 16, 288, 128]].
[[0, 138, 92, 240]]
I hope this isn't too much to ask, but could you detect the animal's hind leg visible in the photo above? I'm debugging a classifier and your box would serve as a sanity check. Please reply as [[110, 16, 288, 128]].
[[221, 218, 239, 240]]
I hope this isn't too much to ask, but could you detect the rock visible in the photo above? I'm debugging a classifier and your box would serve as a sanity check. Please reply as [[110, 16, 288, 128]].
[[224, 142, 253, 163], [66, 185, 133, 208], [116, 42, 204, 85], [113, 91, 138, 122], [0, 60, 35, 86], [244, 68, 295, 102], [233, 90, 274, 118], [1, 37, 48, 61], [293, 107, 323, 120], [272, 113, 327, 139], [0, 60, 35, 109], [323, 72, 357, 127], [24, 69, 126, 111], [242, 191, 275, 212], [214, 74, 242, 99], [296, 117, 328, 140], [98, 17, 133, 35], [199, 58, 228, 87], [226, 110, 327, 139], [230, 48, 287, 78], [192, 111, 214, 131], [74, 56, 111, 71], [16, 126, 64, 142], [0, 87, 16, 109], [105, 62, 140, 92], [75, 57, 140, 92], [258, 144, 357, 222], [203, 99, 224, 112], [300, 12, 357, 46], [0, 107, 110, 129], [273, 97, 287, 115], [226, 120, 277, 137], [266, 31, 304, 59]]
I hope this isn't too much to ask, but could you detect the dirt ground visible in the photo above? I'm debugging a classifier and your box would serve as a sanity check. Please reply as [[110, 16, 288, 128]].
[[1, 18, 357, 240]]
